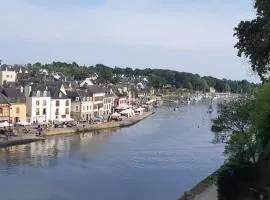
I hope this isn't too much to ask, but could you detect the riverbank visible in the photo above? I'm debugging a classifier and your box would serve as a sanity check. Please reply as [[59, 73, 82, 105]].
[[178, 170, 218, 200], [0, 112, 153, 148]]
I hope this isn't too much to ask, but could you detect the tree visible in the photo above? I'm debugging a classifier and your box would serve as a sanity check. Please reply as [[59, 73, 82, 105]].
[[212, 97, 258, 163], [234, 0, 270, 81]]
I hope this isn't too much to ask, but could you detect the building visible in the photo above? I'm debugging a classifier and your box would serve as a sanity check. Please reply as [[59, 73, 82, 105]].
[[24, 84, 51, 124], [67, 90, 94, 121], [1, 88, 27, 123], [87, 86, 106, 117], [103, 89, 114, 115], [209, 87, 216, 93], [0, 70, 17, 85], [114, 97, 128, 109], [48, 88, 71, 122], [0, 93, 10, 122]]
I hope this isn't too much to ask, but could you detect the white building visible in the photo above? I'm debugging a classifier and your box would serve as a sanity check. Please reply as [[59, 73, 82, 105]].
[[0, 70, 17, 85], [24, 84, 51, 124], [79, 77, 94, 87], [67, 90, 94, 121], [209, 87, 216, 93], [48, 88, 71, 122]]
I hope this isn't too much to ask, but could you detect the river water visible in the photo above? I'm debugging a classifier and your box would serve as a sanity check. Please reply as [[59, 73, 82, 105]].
[[0, 104, 224, 200]]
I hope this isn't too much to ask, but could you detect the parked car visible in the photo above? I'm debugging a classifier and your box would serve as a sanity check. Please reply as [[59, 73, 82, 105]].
[[16, 121, 31, 127], [0, 121, 13, 128]]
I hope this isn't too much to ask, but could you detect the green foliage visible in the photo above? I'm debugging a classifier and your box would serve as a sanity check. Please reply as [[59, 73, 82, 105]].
[[234, 0, 270, 81], [217, 162, 256, 200], [252, 84, 270, 157], [25, 61, 257, 92], [212, 97, 259, 163]]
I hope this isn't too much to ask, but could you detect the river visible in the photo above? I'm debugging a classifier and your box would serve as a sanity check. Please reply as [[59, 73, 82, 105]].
[[0, 104, 224, 200]]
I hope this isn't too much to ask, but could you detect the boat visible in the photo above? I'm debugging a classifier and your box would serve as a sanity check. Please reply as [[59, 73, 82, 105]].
[[207, 104, 213, 114]]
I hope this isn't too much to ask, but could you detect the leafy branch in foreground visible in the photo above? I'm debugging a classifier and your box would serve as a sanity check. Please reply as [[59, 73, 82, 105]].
[[211, 97, 259, 164]]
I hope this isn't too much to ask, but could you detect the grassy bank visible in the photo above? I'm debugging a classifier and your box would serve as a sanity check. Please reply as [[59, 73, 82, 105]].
[[178, 170, 219, 200]]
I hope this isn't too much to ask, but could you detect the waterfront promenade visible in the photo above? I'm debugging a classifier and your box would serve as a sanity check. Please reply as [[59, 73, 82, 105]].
[[0, 112, 153, 148]]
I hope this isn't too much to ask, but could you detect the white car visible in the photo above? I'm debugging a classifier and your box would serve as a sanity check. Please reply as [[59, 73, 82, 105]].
[[0, 121, 13, 128], [16, 121, 31, 127]]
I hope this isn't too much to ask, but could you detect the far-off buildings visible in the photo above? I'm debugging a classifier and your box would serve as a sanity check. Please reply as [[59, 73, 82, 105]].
[[0, 70, 17, 85]]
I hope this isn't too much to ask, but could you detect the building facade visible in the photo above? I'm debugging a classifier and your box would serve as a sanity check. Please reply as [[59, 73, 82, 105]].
[[68, 90, 94, 121], [49, 89, 71, 122], [24, 85, 51, 124], [0, 70, 17, 85]]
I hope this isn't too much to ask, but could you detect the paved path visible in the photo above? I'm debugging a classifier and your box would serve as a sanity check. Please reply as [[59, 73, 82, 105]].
[[192, 185, 217, 200]]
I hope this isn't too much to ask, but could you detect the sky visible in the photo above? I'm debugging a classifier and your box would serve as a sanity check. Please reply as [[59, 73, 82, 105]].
[[0, 0, 260, 82]]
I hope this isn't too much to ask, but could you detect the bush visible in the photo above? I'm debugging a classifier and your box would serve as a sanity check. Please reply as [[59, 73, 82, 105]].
[[217, 162, 256, 200]]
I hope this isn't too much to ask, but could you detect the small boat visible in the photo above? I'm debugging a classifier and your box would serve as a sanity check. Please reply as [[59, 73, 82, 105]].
[[207, 104, 213, 114]]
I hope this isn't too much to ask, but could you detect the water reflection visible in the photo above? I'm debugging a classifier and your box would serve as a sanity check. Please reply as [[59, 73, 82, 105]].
[[0, 104, 224, 200], [0, 128, 119, 173]]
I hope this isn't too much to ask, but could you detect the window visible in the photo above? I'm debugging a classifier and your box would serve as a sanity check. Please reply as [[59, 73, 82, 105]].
[[36, 108, 40, 115], [87, 106, 89, 110], [83, 106, 85, 111], [75, 97, 79, 101], [83, 97, 86, 101], [65, 108, 69, 115], [0, 108, 3, 114], [43, 91, 47, 97], [6, 75, 9, 78], [87, 97, 89, 101], [43, 108, 46, 115], [37, 91, 40, 97], [76, 106, 79, 111], [94, 96, 103, 101], [36, 100, 40, 106], [55, 108, 59, 115], [10, 75, 12, 78], [56, 100, 60, 107], [65, 100, 69, 106], [16, 107, 20, 114], [43, 100, 47, 106]]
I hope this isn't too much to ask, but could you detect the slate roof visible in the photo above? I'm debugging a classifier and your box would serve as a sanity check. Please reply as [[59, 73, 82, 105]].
[[66, 90, 92, 101], [47, 87, 68, 99], [0, 92, 9, 105], [1, 88, 26, 103], [87, 85, 106, 94]]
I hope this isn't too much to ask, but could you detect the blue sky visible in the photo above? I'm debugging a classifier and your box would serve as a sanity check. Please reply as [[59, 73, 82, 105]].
[[0, 0, 258, 81]]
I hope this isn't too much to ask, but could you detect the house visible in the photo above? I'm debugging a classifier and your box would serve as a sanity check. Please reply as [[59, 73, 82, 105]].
[[87, 85, 106, 117], [79, 77, 94, 87], [24, 84, 51, 124], [209, 87, 216, 93], [103, 89, 114, 115], [48, 87, 71, 122], [0, 93, 10, 122], [67, 90, 94, 121], [0, 70, 17, 85], [1, 88, 27, 123], [114, 97, 128, 109]]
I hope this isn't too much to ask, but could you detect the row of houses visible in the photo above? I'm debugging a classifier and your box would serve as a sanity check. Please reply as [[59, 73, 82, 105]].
[[0, 68, 154, 124]]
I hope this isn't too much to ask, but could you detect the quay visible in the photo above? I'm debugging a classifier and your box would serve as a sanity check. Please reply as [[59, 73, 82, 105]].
[[0, 112, 153, 148]]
